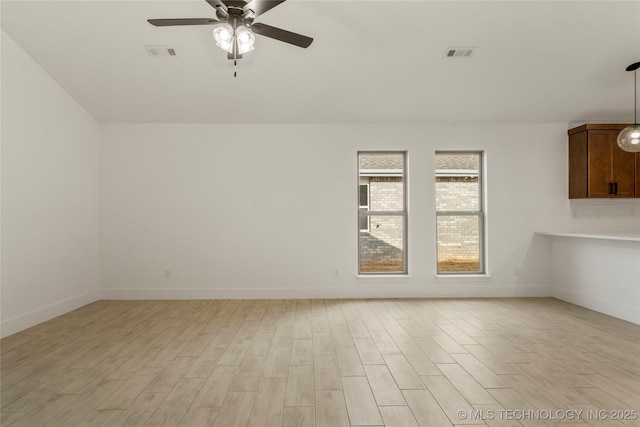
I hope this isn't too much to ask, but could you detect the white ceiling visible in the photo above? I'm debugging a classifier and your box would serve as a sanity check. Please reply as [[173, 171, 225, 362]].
[[2, 0, 639, 124]]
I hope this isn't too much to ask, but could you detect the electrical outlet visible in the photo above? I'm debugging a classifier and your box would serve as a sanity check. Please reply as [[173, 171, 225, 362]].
[[515, 268, 521, 277], [333, 269, 340, 278], [164, 270, 171, 279]]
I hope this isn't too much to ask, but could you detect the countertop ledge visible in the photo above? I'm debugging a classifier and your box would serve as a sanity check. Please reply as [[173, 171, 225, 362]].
[[535, 231, 640, 242]]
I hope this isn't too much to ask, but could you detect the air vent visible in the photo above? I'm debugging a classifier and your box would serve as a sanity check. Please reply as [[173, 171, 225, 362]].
[[445, 47, 477, 58], [145, 46, 177, 57]]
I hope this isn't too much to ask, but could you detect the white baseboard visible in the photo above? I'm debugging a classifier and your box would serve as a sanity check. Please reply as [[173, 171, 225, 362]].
[[553, 287, 640, 325], [101, 285, 552, 300], [1, 289, 101, 338]]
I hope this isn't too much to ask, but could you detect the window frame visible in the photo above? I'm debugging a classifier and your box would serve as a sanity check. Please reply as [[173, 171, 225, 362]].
[[435, 151, 485, 275], [357, 151, 408, 275]]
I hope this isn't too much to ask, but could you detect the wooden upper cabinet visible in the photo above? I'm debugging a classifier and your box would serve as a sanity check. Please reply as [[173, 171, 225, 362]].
[[568, 124, 637, 199]]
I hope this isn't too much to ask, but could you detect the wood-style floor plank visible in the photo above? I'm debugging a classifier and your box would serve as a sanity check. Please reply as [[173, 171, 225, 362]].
[[191, 365, 238, 408], [178, 407, 218, 427], [378, 405, 419, 427], [402, 389, 453, 427], [290, 339, 313, 366], [247, 377, 286, 427], [451, 353, 508, 389], [335, 345, 365, 377], [284, 365, 314, 407], [364, 364, 405, 405], [314, 390, 349, 427], [211, 391, 255, 427], [383, 354, 425, 389], [282, 407, 315, 427], [437, 363, 498, 404], [112, 392, 167, 427], [341, 376, 382, 426], [144, 378, 204, 426], [353, 338, 385, 365], [313, 354, 342, 390], [422, 375, 477, 425]]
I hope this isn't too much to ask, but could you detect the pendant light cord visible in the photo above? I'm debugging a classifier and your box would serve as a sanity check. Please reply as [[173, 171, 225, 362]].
[[625, 62, 640, 125], [634, 69, 637, 124]]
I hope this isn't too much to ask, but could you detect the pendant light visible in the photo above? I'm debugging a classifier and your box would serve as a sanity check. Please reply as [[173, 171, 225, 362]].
[[617, 62, 640, 153]]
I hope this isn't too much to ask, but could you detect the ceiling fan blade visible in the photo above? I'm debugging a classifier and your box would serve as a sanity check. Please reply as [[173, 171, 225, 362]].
[[148, 18, 219, 26], [245, 0, 286, 17], [251, 23, 313, 48], [205, 0, 227, 10], [221, 0, 249, 9]]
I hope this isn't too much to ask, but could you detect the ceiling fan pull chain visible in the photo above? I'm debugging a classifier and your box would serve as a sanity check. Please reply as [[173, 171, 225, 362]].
[[234, 59, 237, 77]]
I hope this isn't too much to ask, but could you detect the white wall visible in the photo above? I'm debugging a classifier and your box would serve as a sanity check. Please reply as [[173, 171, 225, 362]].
[[1, 31, 100, 337], [100, 123, 572, 299], [548, 236, 640, 324], [569, 199, 640, 232]]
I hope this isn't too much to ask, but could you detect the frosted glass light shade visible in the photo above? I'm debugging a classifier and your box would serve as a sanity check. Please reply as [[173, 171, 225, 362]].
[[213, 23, 234, 53], [617, 124, 640, 153], [235, 26, 255, 54]]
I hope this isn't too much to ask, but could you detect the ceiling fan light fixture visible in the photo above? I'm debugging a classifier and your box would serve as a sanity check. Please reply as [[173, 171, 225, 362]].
[[213, 23, 234, 52], [235, 25, 255, 54], [617, 61, 640, 153]]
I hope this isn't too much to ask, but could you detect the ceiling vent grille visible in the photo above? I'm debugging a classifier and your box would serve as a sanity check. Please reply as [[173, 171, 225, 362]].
[[445, 47, 476, 58], [145, 46, 177, 57]]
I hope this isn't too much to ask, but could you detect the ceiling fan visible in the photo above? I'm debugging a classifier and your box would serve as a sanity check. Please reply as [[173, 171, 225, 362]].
[[148, 0, 313, 72]]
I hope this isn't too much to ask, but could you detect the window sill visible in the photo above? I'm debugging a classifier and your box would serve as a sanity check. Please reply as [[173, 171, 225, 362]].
[[357, 275, 412, 283], [435, 274, 491, 282]]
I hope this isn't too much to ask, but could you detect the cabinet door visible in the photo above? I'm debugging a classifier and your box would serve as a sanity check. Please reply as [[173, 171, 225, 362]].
[[636, 152, 640, 198], [587, 131, 612, 198], [568, 131, 588, 198], [611, 137, 635, 197]]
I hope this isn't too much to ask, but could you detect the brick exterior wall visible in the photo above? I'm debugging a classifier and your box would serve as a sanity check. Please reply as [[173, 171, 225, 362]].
[[370, 177, 404, 211], [435, 177, 479, 211], [359, 175, 481, 266], [436, 177, 480, 262], [360, 177, 403, 264]]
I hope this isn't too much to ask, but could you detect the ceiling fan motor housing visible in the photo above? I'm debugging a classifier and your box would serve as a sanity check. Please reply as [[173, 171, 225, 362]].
[[217, 4, 254, 26]]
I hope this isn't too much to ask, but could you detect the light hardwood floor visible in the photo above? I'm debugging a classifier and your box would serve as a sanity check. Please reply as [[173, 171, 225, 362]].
[[1, 298, 639, 426]]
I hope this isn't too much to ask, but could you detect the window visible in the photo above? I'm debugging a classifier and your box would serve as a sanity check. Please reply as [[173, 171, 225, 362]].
[[358, 152, 407, 274], [435, 152, 484, 274]]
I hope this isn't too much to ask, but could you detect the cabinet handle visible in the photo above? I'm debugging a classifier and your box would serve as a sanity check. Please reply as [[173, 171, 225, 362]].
[[614, 182, 618, 195]]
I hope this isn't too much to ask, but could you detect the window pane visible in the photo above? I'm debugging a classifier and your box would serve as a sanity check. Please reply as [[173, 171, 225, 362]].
[[359, 209, 369, 231], [359, 184, 368, 207], [436, 215, 481, 273], [359, 215, 405, 273], [435, 153, 479, 212], [359, 153, 404, 211]]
